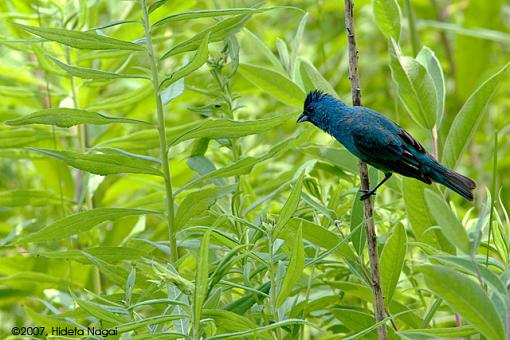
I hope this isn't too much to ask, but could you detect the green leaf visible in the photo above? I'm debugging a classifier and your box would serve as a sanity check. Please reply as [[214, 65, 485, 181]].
[[153, 8, 271, 26], [125, 267, 136, 306], [403, 179, 454, 253], [399, 326, 477, 339], [207, 319, 307, 340], [424, 190, 470, 254], [175, 185, 237, 229], [28, 148, 162, 176], [442, 62, 509, 169], [380, 224, 407, 304], [0, 190, 70, 207], [242, 28, 285, 73], [117, 315, 187, 333], [239, 63, 305, 107], [431, 255, 506, 296], [17, 208, 157, 243], [372, 0, 401, 40], [284, 218, 356, 261], [0, 128, 68, 148], [15, 24, 144, 51], [416, 46, 445, 124], [39, 246, 148, 263], [169, 113, 293, 146], [160, 32, 210, 89], [299, 58, 338, 96], [6, 108, 151, 128], [274, 171, 304, 238], [71, 291, 127, 325], [301, 146, 358, 174], [161, 77, 185, 105], [47, 56, 147, 80], [350, 192, 366, 255], [162, 15, 252, 58], [388, 39, 437, 129], [193, 230, 211, 336], [202, 309, 266, 336], [420, 265, 505, 340], [277, 224, 304, 307]]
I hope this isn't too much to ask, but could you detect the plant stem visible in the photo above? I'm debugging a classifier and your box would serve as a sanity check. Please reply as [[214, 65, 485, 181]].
[[430, 0, 456, 77], [141, 0, 177, 264], [404, 0, 420, 56], [344, 1, 388, 339], [267, 228, 282, 340]]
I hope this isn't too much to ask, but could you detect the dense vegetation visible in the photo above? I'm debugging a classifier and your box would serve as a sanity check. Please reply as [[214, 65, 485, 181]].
[[0, 0, 509, 338]]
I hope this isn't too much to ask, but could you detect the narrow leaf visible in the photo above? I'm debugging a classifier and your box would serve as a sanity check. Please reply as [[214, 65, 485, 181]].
[[274, 171, 304, 238], [161, 15, 251, 58], [420, 265, 505, 340], [416, 46, 445, 124], [239, 63, 305, 107], [48, 56, 147, 80], [160, 33, 210, 89], [372, 0, 401, 40], [389, 39, 437, 129], [299, 58, 338, 95], [276, 224, 304, 306], [154, 8, 271, 26], [28, 148, 162, 176], [442, 62, 509, 169], [169, 113, 293, 146], [193, 231, 211, 335], [424, 189, 470, 254], [17, 208, 156, 243], [380, 224, 407, 303], [6, 108, 151, 128], [15, 24, 144, 51]]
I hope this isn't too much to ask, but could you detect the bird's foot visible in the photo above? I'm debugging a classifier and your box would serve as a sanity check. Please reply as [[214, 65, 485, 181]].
[[359, 189, 376, 201]]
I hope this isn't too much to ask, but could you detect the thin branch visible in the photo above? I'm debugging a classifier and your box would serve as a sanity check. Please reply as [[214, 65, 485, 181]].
[[344, 1, 388, 339]]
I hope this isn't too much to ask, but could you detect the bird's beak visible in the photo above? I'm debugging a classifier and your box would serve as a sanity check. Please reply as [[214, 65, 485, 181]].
[[297, 112, 308, 123]]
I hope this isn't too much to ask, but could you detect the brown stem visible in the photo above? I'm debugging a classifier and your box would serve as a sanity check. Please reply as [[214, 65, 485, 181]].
[[344, 1, 388, 339], [430, 0, 456, 77]]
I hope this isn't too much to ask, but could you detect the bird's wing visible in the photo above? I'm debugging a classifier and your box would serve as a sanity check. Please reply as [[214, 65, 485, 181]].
[[351, 125, 403, 162], [351, 125, 430, 182]]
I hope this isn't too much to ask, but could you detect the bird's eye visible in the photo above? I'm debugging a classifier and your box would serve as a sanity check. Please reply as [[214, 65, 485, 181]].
[[307, 106, 314, 112]]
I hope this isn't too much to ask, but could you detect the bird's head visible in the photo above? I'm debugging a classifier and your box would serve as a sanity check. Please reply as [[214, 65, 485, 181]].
[[297, 90, 345, 130]]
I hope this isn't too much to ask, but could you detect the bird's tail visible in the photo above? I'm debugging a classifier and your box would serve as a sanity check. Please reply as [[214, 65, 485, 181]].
[[427, 160, 476, 201]]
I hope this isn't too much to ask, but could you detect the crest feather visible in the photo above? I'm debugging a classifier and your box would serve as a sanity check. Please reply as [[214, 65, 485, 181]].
[[304, 90, 330, 107]]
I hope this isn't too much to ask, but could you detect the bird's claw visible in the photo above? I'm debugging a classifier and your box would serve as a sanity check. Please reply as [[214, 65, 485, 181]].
[[359, 189, 376, 201]]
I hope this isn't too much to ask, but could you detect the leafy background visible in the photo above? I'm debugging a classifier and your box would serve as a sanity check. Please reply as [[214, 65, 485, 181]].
[[0, 0, 509, 339]]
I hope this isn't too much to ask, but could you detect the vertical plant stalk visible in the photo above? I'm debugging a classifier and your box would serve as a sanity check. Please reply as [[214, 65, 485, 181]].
[[141, 0, 178, 264], [344, 1, 388, 339], [430, 0, 456, 77], [404, 0, 420, 56], [432, 126, 439, 160]]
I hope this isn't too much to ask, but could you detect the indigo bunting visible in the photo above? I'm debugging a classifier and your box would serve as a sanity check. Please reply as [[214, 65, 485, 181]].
[[297, 90, 476, 201]]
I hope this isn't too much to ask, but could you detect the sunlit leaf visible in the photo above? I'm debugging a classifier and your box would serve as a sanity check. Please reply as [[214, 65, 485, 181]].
[[424, 189, 470, 254], [276, 223, 304, 306], [239, 63, 305, 107], [442, 62, 509, 169], [17, 208, 158, 243], [6, 108, 151, 127], [372, 0, 401, 40], [48, 56, 147, 80], [420, 265, 505, 340], [15, 24, 144, 50], [28, 148, 162, 176], [380, 224, 407, 304], [388, 39, 437, 129]]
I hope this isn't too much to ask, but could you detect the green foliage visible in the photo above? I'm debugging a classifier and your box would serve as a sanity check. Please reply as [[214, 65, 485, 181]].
[[0, 0, 509, 339]]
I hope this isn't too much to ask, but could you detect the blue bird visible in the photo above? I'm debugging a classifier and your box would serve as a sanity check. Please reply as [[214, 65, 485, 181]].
[[297, 90, 476, 201]]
